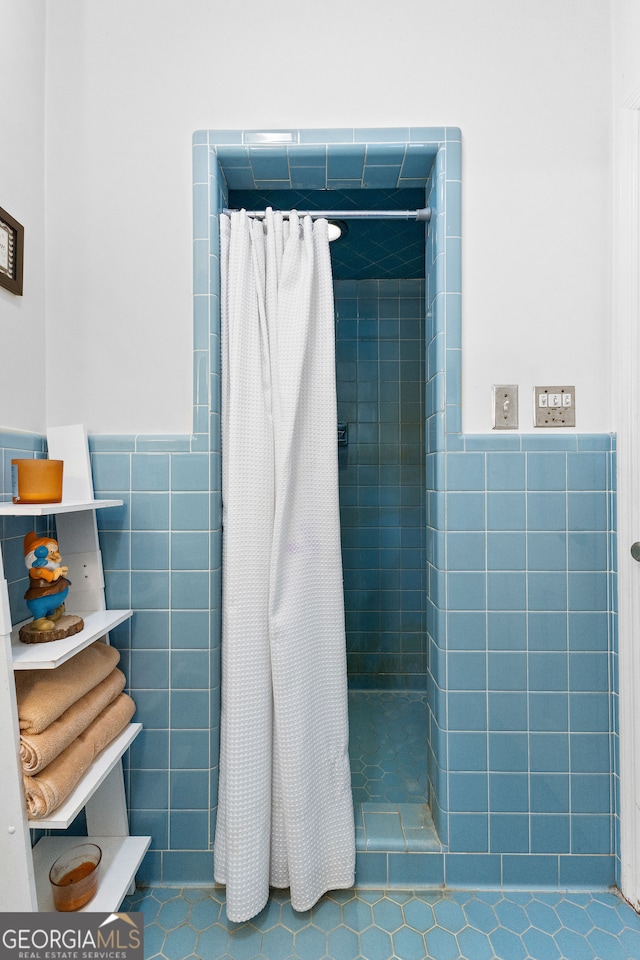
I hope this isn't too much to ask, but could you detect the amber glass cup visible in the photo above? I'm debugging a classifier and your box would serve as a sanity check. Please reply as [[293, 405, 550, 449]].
[[49, 843, 102, 911], [11, 459, 63, 504]]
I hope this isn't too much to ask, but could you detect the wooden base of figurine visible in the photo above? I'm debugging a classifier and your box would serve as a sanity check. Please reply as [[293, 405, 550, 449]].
[[19, 615, 85, 644]]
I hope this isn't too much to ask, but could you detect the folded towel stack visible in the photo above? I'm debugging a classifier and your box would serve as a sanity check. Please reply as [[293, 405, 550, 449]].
[[20, 667, 127, 774], [15, 640, 136, 819], [22, 693, 136, 819], [16, 640, 120, 734]]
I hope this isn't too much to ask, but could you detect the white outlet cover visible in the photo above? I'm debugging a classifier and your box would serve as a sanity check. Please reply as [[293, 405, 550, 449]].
[[533, 386, 576, 427]]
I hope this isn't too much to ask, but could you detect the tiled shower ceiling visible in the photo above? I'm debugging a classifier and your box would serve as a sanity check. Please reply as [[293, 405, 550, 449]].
[[218, 139, 436, 280], [228, 188, 427, 280]]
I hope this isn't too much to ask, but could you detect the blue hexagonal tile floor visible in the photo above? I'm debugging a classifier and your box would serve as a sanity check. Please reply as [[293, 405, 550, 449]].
[[123, 885, 640, 959]]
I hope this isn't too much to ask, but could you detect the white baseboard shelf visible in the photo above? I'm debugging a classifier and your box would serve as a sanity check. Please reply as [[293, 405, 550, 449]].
[[27, 723, 142, 829], [12, 610, 133, 670], [32, 835, 151, 912], [0, 499, 123, 516]]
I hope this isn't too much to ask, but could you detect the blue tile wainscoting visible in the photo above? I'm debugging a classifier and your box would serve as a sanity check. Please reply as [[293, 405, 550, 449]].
[[89, 434, 220, 885], [0, 441, 617, 889], [0, 129, 620, 904], [423, 432, 617, 891]]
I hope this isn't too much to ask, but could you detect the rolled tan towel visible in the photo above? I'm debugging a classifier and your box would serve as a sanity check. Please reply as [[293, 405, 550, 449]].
[[15, 640, 120, 734], [20, 668, 126, 774], [23, 692, 136, 819]]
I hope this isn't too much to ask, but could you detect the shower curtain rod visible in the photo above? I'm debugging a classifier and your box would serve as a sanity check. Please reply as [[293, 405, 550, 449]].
[[222, 206, 432, 223]]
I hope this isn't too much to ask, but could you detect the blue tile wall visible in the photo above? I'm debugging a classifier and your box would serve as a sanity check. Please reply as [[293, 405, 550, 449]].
[[91, 436, 221, 885], [426, 434, 617, 885], [335, 279, 426, 689]]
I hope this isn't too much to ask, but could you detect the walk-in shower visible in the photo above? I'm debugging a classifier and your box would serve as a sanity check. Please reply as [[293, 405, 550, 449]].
[[197, 127, 464, 890], [226, 182, 438, 856]]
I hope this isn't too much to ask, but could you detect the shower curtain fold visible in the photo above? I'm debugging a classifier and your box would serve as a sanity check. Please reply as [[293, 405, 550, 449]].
[[215, 209, 355, 923]]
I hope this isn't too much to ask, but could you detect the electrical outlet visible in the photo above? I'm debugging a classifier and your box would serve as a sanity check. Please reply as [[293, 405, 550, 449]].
[[492, 385, 518, 429], [534, 386, 576, 427]]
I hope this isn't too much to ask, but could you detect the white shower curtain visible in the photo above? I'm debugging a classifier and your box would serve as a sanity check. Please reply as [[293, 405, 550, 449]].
[[214, 209, 355, 922]]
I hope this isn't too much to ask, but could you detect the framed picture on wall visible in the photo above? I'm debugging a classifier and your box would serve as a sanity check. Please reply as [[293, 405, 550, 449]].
[[0, 207, 24, 296]]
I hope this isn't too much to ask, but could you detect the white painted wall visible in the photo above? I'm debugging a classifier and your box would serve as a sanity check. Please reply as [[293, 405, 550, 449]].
[[41, 0, 612, 434], [613, 1, 640, 106], [0, 1, 46, 434]]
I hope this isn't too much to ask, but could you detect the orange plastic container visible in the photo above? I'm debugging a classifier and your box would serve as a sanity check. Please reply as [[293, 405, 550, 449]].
[[11, 459, 64, 504]]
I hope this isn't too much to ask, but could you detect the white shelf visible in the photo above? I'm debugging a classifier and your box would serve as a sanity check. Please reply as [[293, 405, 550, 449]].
[[0, 498, 123, 517], [28, 723, 142, 829], [32, 835, 151, 912], [11, 610, 133, 670], [0, 428, 148, 911]]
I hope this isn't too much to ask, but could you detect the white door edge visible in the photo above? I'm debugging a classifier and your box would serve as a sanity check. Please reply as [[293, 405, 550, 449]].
[[614, 85, 640, 910]]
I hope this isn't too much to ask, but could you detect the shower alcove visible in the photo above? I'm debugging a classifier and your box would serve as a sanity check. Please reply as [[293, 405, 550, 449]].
[[198, 127, 462, 884]]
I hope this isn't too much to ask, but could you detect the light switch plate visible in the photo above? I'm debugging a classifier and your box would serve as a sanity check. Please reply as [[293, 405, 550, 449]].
[[492, 385, 518, 429], [534, 385, 576, 427]]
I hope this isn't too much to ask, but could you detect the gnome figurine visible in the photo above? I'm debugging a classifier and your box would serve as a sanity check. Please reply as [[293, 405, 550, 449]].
[[20, 533, 84, 642]]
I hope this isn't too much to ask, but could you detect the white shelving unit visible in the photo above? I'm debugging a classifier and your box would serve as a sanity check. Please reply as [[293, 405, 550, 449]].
[[0, 425, 150, 912]]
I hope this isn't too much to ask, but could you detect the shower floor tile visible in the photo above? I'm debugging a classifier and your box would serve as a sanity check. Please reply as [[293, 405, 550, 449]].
[[348, 690, 428, 804], [123, 885, 640, 960], [348, 690, 437, 855]]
